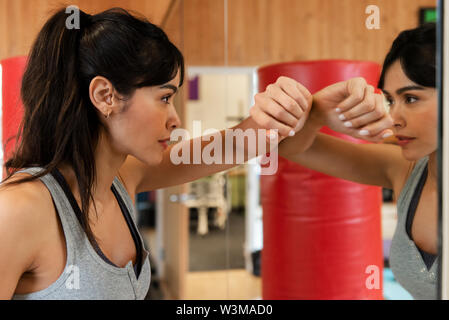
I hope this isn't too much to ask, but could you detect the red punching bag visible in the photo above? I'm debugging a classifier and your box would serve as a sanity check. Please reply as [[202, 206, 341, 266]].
[[1, 56, 27, 179], [258, 60, 384, 300]]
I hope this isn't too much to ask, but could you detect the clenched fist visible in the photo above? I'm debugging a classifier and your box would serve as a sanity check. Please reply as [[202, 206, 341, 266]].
[[250, 76, 313, 141], [311, 77, 394, 142]]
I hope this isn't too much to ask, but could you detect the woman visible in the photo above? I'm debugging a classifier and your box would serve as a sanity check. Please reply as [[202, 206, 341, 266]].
[[0, 7, 388, 300], [253, 23, 438, 299], [0, 7, 305, 300]]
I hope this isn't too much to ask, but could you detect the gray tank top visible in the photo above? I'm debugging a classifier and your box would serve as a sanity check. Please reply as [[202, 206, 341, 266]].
[[389, 157, 439, 300], [11, 167, 151, 300]]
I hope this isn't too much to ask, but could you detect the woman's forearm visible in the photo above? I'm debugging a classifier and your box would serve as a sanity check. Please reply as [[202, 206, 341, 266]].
[[149, 116, 277, 189]]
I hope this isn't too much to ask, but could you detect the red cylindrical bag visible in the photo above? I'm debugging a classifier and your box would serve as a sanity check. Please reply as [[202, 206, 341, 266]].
[[258, 60, 384, 300], [1, 56, 27, 179]]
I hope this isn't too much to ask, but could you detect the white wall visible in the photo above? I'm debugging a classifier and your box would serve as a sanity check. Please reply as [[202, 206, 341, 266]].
[[185, 72, 250, 135]]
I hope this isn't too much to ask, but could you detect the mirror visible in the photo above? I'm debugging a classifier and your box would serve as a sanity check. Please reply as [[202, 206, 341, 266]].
[[144, 0, 442, 300], [183, 68, 261, 299]]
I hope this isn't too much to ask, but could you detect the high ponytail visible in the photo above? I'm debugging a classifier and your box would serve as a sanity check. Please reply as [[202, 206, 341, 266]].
[[2, 7, 184, 244]]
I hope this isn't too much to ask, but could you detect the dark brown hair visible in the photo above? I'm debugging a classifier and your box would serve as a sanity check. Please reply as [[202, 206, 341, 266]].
[[2, 7, 184, 243], [378, 23, 435, 89]]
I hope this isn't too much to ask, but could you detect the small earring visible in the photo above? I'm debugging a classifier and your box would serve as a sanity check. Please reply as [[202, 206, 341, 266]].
[[105, 110, 111, 119]]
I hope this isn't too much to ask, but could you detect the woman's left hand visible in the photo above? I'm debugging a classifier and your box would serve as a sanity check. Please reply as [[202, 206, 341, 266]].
[[312, 77, 394, 142], [250, 76, 313, 142]]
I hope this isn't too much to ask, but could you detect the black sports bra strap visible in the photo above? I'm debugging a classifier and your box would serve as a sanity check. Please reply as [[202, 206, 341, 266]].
[[50, 167, 143, 277], [405, 163, 437, 270]]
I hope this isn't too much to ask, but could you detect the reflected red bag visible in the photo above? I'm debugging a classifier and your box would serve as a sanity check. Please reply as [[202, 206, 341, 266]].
[[258, 60, 383, 300]]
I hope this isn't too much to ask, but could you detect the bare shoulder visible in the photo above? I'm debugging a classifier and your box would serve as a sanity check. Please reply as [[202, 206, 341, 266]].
[[0, 172, 52, 214], [0, 173, 54, 298], [0, 173, 56, 259]]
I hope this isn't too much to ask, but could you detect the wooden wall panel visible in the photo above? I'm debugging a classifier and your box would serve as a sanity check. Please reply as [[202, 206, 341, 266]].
[[182, 0, 225, 66], [0, 0, 172, 60], [1, 0, 437, 65], [163, 0, 184, 56], [178, 0, 437, 66]]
